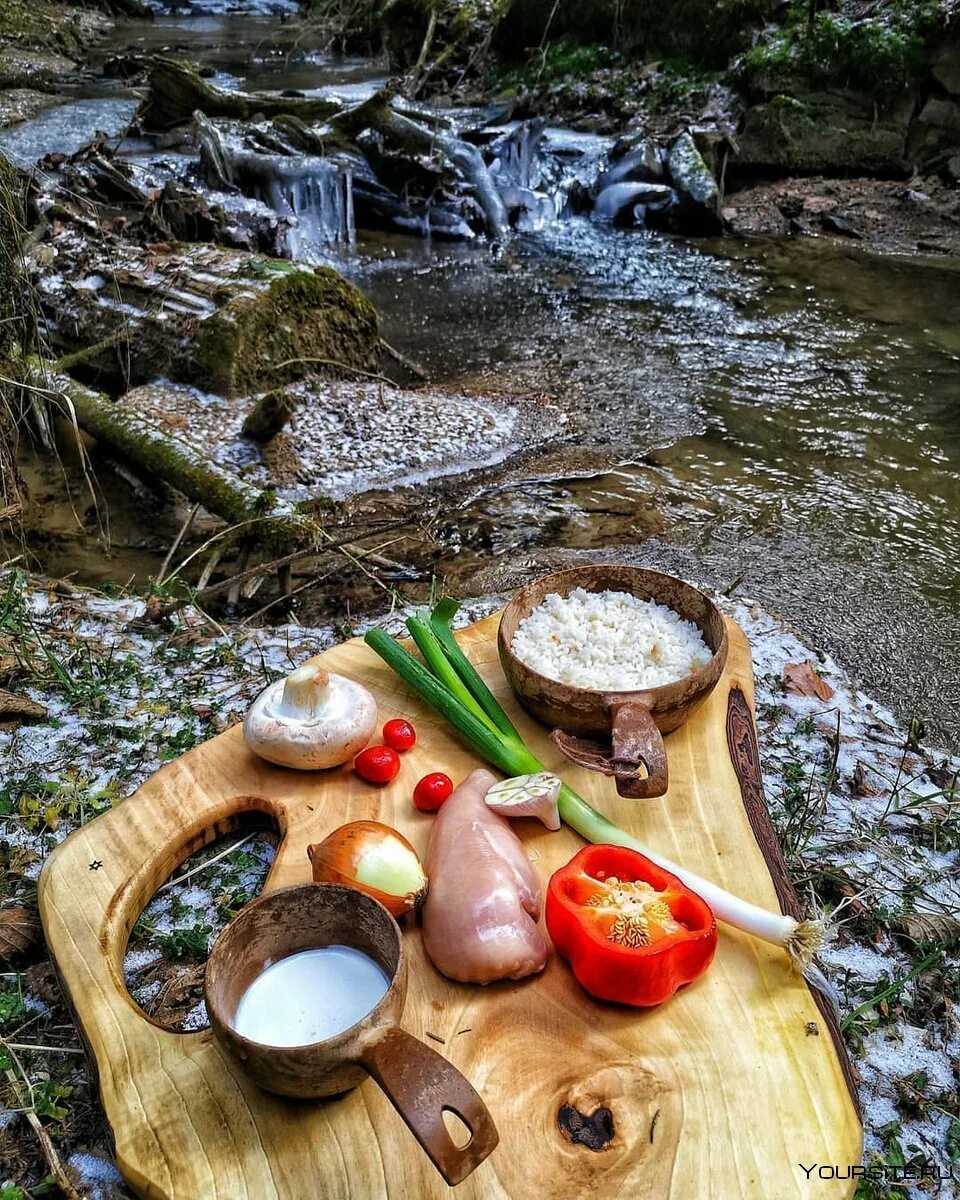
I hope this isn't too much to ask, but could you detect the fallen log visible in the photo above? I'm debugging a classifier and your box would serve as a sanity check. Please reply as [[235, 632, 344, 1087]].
[[30, 221, 380, 396], [334, 93, 509, 238], [32, 367, 321, 548], [138, 59, 343, 132]]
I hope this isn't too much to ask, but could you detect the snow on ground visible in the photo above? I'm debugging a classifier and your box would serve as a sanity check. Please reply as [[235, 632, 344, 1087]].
[[1, 574, 957, 1196]]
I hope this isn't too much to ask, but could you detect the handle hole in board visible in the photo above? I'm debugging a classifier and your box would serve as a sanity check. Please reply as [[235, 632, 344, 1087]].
[[442, 1108, 474, 1149], [123, 808, 280, 1033]]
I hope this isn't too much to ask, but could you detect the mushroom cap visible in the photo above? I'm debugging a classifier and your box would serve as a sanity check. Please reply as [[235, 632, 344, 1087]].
[[243, 670, 377, 770]]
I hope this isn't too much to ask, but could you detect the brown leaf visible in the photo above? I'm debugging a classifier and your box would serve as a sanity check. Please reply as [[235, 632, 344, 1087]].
[[0, 905, 42, 961], [852, 762, 879, 797], [24, 960, 60, 1006], [0, 689, 47, 722], [896, 910, 960, 948], [783, 660, 835, 701]]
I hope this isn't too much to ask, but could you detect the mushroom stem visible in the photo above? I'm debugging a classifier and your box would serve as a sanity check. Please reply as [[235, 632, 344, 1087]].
[[275, 665, 331, 721]]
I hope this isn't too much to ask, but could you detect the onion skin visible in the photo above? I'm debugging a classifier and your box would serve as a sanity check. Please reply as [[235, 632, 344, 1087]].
[[307, 820, 428, 917]]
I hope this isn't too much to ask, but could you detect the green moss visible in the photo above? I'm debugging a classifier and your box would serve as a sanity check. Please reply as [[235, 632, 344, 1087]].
[[190, 267, 380, 399], [745, 1, 943, 98], [0, 0, 96, 59], [645, 59, 723, 113]]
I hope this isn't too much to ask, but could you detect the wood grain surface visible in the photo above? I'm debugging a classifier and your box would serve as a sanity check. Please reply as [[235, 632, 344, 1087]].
[[38, 616, 862, 1199]]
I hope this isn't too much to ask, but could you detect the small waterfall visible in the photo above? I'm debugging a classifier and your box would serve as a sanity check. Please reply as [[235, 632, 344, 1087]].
[[488, 121, 608, 233], [261, 158, 356, 261]]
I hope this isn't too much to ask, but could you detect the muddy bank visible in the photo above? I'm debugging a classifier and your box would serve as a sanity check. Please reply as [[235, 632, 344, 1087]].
[[724, 174, 960, 256], [0, 0, 123, 127]]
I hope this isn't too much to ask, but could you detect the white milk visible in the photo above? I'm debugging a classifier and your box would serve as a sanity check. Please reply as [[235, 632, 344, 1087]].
[[233, 946, 391, 1047]]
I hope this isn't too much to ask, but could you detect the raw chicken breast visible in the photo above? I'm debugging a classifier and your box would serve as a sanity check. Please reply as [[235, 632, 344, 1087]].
[[422, 768, 548, 983]]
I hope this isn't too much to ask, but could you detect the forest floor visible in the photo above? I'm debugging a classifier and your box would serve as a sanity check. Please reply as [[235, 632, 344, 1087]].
[[0, 572, 958, 1197]]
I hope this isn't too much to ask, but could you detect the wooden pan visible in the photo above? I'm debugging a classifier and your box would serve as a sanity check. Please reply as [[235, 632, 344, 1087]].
[[38, 615, 861, 1199], [498, 566, 728, 798]]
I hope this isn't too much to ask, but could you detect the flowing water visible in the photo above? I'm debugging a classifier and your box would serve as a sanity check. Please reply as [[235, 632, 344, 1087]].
[[6, 5, 960, 742]]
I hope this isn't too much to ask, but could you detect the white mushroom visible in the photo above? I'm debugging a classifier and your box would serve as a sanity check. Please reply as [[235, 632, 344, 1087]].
[[243, 664, 377, 770]]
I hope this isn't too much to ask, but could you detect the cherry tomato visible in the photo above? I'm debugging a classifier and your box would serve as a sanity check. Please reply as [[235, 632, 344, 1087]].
[[383, 718, 417, 753], [413, 772, 453, 812], [354, 745, 401, 785]]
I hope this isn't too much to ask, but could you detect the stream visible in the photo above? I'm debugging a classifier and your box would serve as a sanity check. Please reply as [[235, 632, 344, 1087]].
[[4, 3, 960, 744]]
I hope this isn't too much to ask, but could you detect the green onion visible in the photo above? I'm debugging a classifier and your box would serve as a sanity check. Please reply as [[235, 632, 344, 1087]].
[[429, 598, 520, 739], [365, 607, 823, 967]]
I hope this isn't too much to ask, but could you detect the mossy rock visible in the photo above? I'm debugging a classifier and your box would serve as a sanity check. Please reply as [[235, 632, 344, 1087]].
[[735, 89, 914, 176], [189, 268, 380, 399]]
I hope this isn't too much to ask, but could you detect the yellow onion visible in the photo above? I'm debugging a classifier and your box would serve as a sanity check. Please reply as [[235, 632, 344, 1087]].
[[308, 820, 427, 917]]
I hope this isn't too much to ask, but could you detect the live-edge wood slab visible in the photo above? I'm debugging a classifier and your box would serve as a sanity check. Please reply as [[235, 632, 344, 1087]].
[[39, 617, 862, 1199]]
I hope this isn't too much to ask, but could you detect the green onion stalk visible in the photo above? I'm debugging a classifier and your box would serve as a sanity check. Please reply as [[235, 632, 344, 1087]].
[[365, 600, 824, 968]]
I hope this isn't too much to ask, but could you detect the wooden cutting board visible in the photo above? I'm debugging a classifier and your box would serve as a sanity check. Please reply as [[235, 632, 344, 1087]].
[[39, 616, 862, 1200]]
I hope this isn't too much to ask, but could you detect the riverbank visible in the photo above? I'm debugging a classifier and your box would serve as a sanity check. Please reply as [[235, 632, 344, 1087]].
[[0, 571, 957, 1195], [0, 0, 121, 128]]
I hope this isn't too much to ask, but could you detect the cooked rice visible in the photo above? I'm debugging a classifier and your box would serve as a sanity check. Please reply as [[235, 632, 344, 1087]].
[[510, 587, 712, 690]]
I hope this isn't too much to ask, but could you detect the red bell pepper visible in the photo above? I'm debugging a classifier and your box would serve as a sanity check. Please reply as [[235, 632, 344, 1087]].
[[545, 845, 717, 1007]]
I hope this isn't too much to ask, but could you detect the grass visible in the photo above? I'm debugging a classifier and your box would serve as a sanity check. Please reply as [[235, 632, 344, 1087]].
[[839, 946, 943, 1041]]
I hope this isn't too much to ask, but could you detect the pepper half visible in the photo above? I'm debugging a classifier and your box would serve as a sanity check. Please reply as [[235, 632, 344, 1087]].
[[545, 844, 717, 1007]]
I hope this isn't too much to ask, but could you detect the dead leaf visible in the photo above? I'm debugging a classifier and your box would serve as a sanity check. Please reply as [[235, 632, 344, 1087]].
[[896, 910, 960, 948], [783, 660, 835, 701], [0, 689, 47, 722], [851, 762, 879, 797], [0, 905, 42, 961], [24, 959, 60, 1006]]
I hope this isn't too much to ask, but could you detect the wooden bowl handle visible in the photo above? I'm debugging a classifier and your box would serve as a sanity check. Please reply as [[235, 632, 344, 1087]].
[[360, 1027, 499, 1186], [550, 701, 668, 798]]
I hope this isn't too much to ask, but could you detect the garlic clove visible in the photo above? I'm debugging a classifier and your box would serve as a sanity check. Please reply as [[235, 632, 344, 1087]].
[[484, 772, 562, 830]]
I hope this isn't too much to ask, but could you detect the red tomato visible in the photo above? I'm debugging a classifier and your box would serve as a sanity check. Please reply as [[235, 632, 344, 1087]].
[[354, 745, 401, 785], [413, 772, 453, 812], [383, 718, 417, 753]]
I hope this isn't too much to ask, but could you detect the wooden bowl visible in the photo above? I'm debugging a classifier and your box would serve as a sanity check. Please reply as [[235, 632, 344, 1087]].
[[205, 883, 498, 1185], [498, 565, 728, 799]]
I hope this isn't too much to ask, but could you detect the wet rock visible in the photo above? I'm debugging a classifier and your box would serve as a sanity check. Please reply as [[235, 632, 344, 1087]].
[[909, 95, 960, 162], [931, 30, 960, 96], [102, 51, 150, 81], [602, 139, 665, 188], [660, 132, 722, 233], [820, 214, 861, 240], [593, 181, 674, 225]]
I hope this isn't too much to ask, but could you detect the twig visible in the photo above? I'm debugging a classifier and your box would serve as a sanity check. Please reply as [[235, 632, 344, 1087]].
[[379, 337, 428, 381], [271, 356, 398, 387], [157, 502, 200, 586], [3, 1062, 83, 1200], [196, 549, 309, 599], [157, 834, 255, 894], [240, 571, 332, 625], [4, 1042, 84, 1055]]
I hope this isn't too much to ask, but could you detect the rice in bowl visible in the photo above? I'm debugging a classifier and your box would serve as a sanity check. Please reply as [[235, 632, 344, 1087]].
[[509, 587, 713, 691]]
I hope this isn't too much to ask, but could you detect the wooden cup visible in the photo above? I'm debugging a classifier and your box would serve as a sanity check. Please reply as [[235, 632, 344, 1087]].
[[498, 565, 729, 799], [205, 883, 499, 1185]]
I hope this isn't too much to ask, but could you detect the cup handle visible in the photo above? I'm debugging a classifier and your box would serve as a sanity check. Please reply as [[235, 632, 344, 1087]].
[[360, 1026, 499, 1186], [550, 701, 668, 798]]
